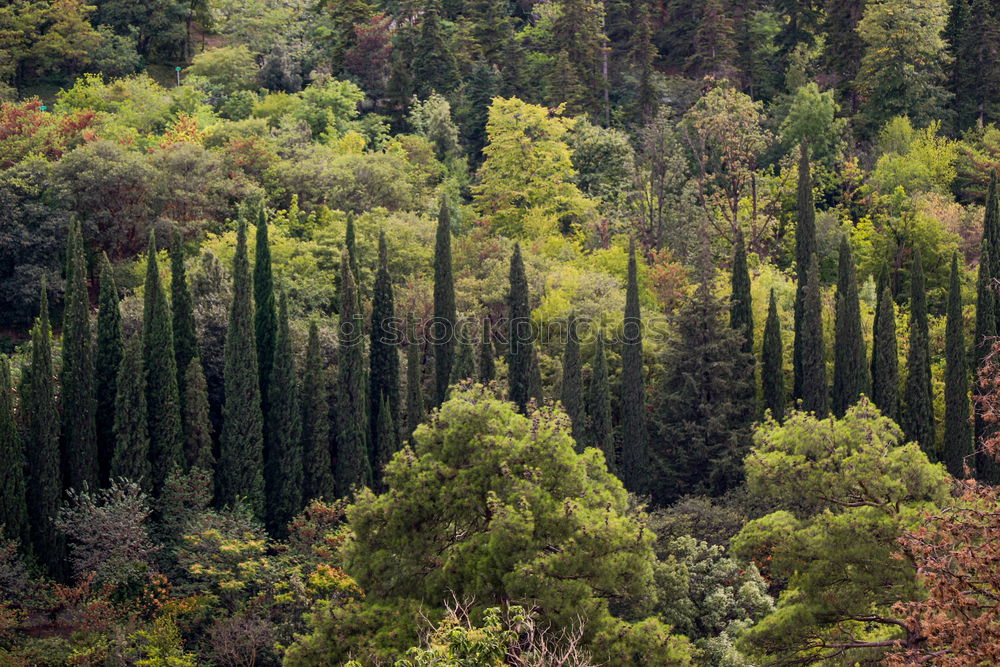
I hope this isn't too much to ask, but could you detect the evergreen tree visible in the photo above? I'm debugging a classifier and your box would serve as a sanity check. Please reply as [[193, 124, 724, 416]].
[[800, 252, 828, 417], [373, 393, 396, 490], [947, 0, 1000, 128], [61, 218, 98, 491], [560, 310, 584, 447], [95, 253, 122, 486], [450, 334, 476, 385], [266, 293, 303, 535], [762, 289, 785, 422], [975, 173, 1000, 481], [432, 197, 456, 407], [904, 249, 935, 456], [182, 358, 213, 471], [944, 252, 972, 477], [832, 236, 869, 416], [171, 232, 197, 402], [254, 209, 277, 428], [111, 335, 151, 491], [336, 250, 372, 494], [729, 228, 756, 424], [793, 143, 818, 402], [217, 220, 265, 516], [529, 343, 544, 405], [368, 230, 399, 456], [142, 232, 182, 494], [23, 285, 64, 573], [871, 270, 900, 422], [345, 213, 359, 286], [0, 357, 29, 549], [478, 316, 495, 383], [405, 317, 425, 443], [507, 243, 532, 413], [621, 239, 648, 491], [687, 0, 737, 77], [302, 322, 335, 501], [411, 2, 459, 96], [588, 331, 615, 473]]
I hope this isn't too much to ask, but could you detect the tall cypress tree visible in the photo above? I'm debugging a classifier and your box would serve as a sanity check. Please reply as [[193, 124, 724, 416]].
[[111, 335, 151, 491], [182, 358, 214, 472], [369, 230, 399, 456], [761, 289, 785, 422], [61, 218, 98, 491], [405, 317, 425, 443], [528, 343, 544, 404], [266, 293, 303, 535], [432, 197, 456, 407], [24, 284, 64, 573], [944, 252, 972, 477], [800, 252, 828, 416], [0, 357, 29, 549], [254, 209, 277, 430], [508, 243, 532, 413], [975, 175, 1000, 481], [729, 228, 754, 359], [171, 232, 198, 403], [302, 321, 335, 501], [142, 232, 182, 494], [217, 220, 265, 516], [793, 143, 818, 402], [450, 335, 476, 385], [336, 250, 372, 494], [621, 239, 648, 491], [871, 269, 900, 422], [560, 310, 584, 446], [588, 331, 615, 473], [904, 249, 935, 456], [478, 316, 495, 383], [832, 236, 869, 416], [373, 393, 396, 490], [345, 212, 359, 287], [95, 253, 122, 486]]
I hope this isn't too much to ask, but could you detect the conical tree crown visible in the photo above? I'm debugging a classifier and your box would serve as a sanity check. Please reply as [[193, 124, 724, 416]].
[[621, 238, 648, 492], [588, 330, 615, 473], [507, 243, 532, 413], [369, 230, 399, 457], [944, 252, 972, 477], [478, 316, 496, 383], [833, 236, 869, 416], [560, 310, 584, 447], [265, 293, 303, 535], [336, 250, 373, 494], [432, 197, 456, 407], [112, 335, 151, 491], [800, 252, 828, 417], [95, 253, 123, 485], [904, 249, 935, 456], [762, 289, 785, 422], [793, 143, 817, 402], [0, 356, 29, 550], [302, 321, 334, 501], [871, 266, 900, 422]]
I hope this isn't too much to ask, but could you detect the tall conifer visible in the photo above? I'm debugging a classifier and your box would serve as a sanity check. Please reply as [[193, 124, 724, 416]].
[[373, 393, 396, 490], [302, 322, 335, 501], [336, 251, 372, 494], [217, 220, 265, 515], [871, 268, 900, 421], [800, 252, 828, 416], [529, 344, 544, 404], [904, 249, 935, 456], [0, 357, 29, 549], [369, 231, 399, 454], [254, 209, 277, 430], [451, 334, 476, 385], [793, 143, 817, 401], [762, 289, 785, 422], [111, 335, 151, 491], [182, 358, 213, 471], [508, 243, 532, 413], [975, 175, 1000, 481], [588, 331, 615, 473], [432, 197, 456, 406], [833, 236, 869, 416], [621, 239, 648, 491], [405, 317, 425, 442], [944, 252, 972, 477], [478, 316, 495, 383], [560, 311, 584, 446], [171, 232, 197, 402], [95, 253, 122, 485], [266, 293, 303, 535]]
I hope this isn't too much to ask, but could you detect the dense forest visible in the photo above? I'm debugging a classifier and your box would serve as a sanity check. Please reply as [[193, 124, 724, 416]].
[[4, 0, 1000, 664]]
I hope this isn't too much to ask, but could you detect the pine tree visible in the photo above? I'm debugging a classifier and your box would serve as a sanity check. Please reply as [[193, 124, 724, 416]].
[[800, 252, 828, 417], [24, 284, 64, 573], [904, 249, 935, 456], [871, 269, 900, 422], [61, 218, 98, 491], [729, 228, 756, 425], [405, 317, 425, 443], [621, 239, 648, 491], [254, 209, 277, 429], [302, 322, 335, 501], [411, 1, 459, 96], [762, 289, 785, 422], [95, 253, 122, 486], [266, 293, 303, 535], [217, 220, 265, 516], [171, 232, 197, 404], [560, 310, 584, 447], [478, 316, 495, 383], [508, 243, 532, 413], [0, 357, 29, 549], [182, 358, 213, 471], [369, 230, 399, 457], [142, 232, 182, 494], [588, 331, 615, 473], [111, 335, 151, 491], [336, 250, 372, 494], [373, 393, 396, 490], [832, 236, 869, 416], [944, 252, 972, 477], [793, 143, 818, 402], [432, 197, 456, 407]]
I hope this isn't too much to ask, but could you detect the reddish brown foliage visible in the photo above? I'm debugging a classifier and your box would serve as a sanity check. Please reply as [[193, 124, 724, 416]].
[[0, 99, 97, 167]]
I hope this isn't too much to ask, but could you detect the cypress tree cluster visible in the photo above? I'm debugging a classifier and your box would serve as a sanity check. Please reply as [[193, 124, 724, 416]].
[[832, 236, 869, 416], [432, 197, 456, 407], [560, 310, 584, 446], [182, 358, 214, 471], [302, 321, 335, 501], [112, 335, 151, 491], [95, 253, 123, 486], [588, 331, 615, 473], [799, 253, 827, 416], [254, 210, 277, 435], [217, 220, 265, 516], [265, 293, 303, 535], [621, 240, 648, 491], [369, 230, 399, 460], [904, 250, 935, 456], [793, 143, 818, 403], [61, 219, 98, 491], [761, 289, 785, 422], [871, 269, 900, 421], [335, 250, 372, 493], [507, 243, 532, 413], [478, 316, 495, 383], [171, 232, 198, 402], [0, 356, 29, 549], [944, 252, 972, 477]]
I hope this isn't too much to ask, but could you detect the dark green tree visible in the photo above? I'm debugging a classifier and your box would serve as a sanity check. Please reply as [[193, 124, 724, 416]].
[[904, 249, 935, 457], [372, 393, 396, 491], [729, 227, 756, 425], [529, 343, 544, 405], [948, 0, 1000, 129], [944, 252, 972, 477], [800, 253, 828, 417], [432, 197, 456, 407], [793, 144, 818, 402], [478, 316, 495, 383], [621, 240, 648, 490], [61, 218, 98, 491], [336, 251, 372, 494], [0, 357, 29, 549], [266, 293, 303, 535], [975, 175, 1000, 481], [507, 243, 532, 413], [182, 358, 213, 472], [762, 289, 785, 422], [142, 232, 182, 494], [368, 230, 399, 456], [344, 212, 359, 283], [588, 331, 615, 473], [254, 209, 277, 428], [411, 2, 459, 96], [111, 335, 151, 491], [217, 220, 265, 516], [871, 269, 900, 422], [302, 322, 335, 501], [171, 232, 198, 403], [560, 310, 584, 446], [405, 317, 425, 443], [833, 236, 869, 416], [95, 253, 123, 486], [450, 334, 476, 385]]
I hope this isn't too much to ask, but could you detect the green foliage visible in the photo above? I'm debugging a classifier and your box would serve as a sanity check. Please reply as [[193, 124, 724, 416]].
[[560, 310, 584, 447], [793, 144, 817, 402], [587, 331, 615, 473], [761, 290, 785, 422], [833, 236, 869, 416], [621, 240, 648, 491], [903, 249, 935, 456], [335, 250, 372, 494], [871, 118, 958, 195], [507, 244, 532, 413], [432, 197, 456, 407], [254, 209, 277, 429], [0, 357, 29, 549], [943, 252, 972, 476], [799, 253, 828, 416], [302, 321, 335, 501], [181, 358, 213, 472], [478, 316, 495, 384], [779, 82, 843, 160], [112, 336, 151, 491], [95, 254, 123, 486], [265, 293, 302, 535], [170, 233, 198, 410], [185, 46, 258, 100], [871, 272, 900, 421], [369, 230, 399, 466], [405, 319, 425, 444]]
